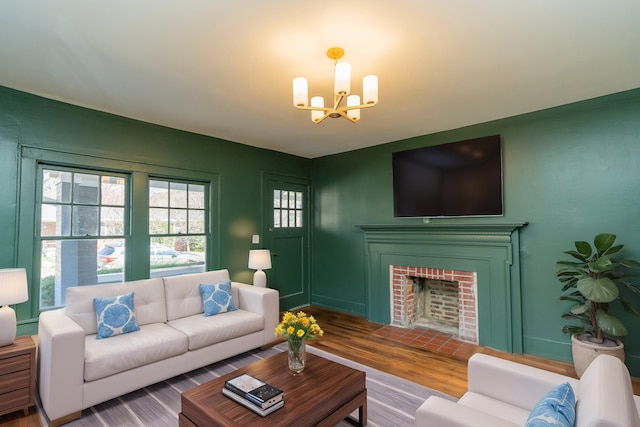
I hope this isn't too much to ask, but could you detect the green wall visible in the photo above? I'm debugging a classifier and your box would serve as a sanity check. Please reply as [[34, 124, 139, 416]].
[[0, 85, 311, 334], [311, 88, 640, 375]]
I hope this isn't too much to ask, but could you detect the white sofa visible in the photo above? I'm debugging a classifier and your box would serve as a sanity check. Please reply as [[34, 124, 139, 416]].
[[416, 353, 640, 427], [37, 269, 279, 426]]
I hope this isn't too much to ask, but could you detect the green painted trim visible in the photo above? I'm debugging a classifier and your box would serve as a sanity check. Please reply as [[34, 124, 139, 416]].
[[359, 223, 526, 353], [311, 294, 367, 317]]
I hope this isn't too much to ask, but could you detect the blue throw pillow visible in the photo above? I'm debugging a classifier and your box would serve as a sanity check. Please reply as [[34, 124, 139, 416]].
[[525, 382, 576, 427], [200, 281, 237, 316], [93, 292, 140, 339]]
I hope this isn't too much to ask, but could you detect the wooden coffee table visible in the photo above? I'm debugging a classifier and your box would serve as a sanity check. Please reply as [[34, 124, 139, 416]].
[[179, 351, 367, 427]]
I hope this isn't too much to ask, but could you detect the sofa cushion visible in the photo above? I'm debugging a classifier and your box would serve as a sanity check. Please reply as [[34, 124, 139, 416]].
[[168, 309, 264, 351], [525, 382, 575, 427], [164, 270, 236, 321], [458, 391, 531, 426], [200, 281, 237, 316], [84, 323, 188, 381], [66, 278, 167, 334], [93, 292, 140, 339]]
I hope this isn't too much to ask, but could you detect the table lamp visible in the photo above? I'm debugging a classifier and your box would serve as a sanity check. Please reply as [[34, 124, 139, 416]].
[[0, 268, 29, 347], [248, 250, 272, 287]]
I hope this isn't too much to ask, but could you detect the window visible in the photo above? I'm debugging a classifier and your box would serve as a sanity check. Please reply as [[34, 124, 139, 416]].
[[39, 168, 128, 308], [148, 179, 207, 277], [273, 189, 303, 228]]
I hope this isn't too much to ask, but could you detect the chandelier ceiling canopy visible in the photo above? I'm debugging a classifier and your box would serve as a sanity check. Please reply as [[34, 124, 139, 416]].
[[293, 47, 378, 124]]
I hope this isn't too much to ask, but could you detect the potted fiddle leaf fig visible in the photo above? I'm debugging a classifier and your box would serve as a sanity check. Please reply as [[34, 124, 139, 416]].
[[556, 233, 640, 376]]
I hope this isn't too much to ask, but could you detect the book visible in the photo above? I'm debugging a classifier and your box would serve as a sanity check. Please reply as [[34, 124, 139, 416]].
[[222, 387, 284, 417], [224, 374, 283, 409]]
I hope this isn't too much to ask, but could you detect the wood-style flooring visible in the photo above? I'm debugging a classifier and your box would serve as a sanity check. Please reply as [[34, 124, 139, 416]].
[[2, 305, 639, 426]]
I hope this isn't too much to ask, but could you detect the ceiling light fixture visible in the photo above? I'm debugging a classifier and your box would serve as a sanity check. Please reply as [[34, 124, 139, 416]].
[[293, 47, 378, 124]]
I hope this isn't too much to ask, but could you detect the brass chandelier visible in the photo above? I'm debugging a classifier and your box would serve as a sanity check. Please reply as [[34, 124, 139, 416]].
[[292, 47, 378, 124]]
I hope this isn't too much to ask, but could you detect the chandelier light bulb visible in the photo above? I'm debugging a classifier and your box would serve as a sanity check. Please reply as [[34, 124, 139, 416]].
[[363, 75, 378, 105], [334, 62, 351, 96], [293, 77, 309, 107], [311, 96, 325, 123], [347, 95, 361, 121]]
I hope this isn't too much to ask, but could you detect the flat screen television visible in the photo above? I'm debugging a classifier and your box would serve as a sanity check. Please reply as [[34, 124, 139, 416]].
[[392, 135, 503, 218]]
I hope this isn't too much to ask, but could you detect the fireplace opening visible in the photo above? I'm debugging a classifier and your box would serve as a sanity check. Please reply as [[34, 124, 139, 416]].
[[411, 278, 460, 335], [391, 266, 478, 344]]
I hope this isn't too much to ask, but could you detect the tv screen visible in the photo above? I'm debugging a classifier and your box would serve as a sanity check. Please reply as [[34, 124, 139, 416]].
[[392, 135, 503, 218]]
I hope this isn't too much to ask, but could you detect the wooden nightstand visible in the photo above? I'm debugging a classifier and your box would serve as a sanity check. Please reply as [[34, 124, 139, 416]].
[[0, 335, 36, 417]]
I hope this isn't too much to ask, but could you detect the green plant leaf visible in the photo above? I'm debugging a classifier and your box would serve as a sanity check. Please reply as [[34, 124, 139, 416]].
[[603, 244, 624, 256], [574, 241, 592, 257], [564, 250, 587, 262], [618, 259, 640, 268], [562, 325, 586, 335], [620, 299, 640, 317], [577, 276, 618, 302], [588, 255, 613, 273], [559, 295, 584, 303], [594, 233, 616, 254], [570, 303, 589, 315], [596, 309, 627, 336]]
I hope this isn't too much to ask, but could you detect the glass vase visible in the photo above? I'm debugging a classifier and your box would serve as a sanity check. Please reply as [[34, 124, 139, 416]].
[[287, 339, 306, 374]]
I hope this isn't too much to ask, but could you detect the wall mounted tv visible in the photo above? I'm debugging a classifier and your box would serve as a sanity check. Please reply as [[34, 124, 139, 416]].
[[392, 135, 503, 218]]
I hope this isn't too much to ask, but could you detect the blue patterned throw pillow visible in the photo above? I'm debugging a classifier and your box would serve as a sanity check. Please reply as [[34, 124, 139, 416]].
[[93, 292, 140, 339], [200, 281, 237, 316], [525, 382, 576, 427]]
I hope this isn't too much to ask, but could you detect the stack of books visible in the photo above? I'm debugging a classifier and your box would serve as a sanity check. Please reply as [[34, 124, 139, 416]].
[[222, 373, 284, 417]]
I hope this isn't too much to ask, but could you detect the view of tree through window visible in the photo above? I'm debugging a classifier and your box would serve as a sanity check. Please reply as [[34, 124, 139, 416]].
[[39, 168, 127, 308], [148, 179, 207, 278]]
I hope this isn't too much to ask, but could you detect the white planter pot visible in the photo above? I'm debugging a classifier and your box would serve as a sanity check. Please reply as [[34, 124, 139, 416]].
[[571, 334, 625, 377]]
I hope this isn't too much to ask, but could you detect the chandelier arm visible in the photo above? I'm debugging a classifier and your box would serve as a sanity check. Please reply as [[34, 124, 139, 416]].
[[313, 112, 332, 124], [335, 110, 358, 123], [294, 105, 332, 113], [332, 93, 345, 113], [338, 103, 377, 112]]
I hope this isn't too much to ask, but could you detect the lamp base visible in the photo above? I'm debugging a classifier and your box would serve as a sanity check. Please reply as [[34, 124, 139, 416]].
[[253, 270, 267, 287], [0, 305, 17, 347]]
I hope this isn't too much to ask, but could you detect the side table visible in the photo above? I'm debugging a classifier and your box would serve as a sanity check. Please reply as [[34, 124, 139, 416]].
[[0, 335, 36, 417]]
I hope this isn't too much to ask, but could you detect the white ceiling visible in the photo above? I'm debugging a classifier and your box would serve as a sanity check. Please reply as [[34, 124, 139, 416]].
[[1, 1, 639, 159]]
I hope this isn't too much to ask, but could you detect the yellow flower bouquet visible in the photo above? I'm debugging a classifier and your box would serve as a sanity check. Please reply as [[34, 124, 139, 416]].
[[275, 311, 323, 373]]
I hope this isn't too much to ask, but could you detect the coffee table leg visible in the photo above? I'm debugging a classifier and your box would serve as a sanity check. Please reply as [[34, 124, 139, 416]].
[[344, 390, 367, 427]]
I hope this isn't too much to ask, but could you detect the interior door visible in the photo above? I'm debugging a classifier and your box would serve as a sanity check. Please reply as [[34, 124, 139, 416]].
[[266, 178, 310, 310]]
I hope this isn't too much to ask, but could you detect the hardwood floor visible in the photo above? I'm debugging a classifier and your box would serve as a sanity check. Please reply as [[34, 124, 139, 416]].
[[2, 305, 638, 426]]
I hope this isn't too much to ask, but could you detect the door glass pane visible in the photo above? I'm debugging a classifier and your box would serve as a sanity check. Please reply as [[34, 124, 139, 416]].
[[296, 210, 303, 227], [274, 190, 281, 208], [281, 210, 288, 227], [296, 192, 302, 209], [281, 191, 289, 208], [274, 210, 281, 228]]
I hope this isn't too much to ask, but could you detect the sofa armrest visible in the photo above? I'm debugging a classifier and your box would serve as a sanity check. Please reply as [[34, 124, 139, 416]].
[[234, 282, 279, 345], [415, 396, 520, 427], [467, 354, 578, 411], [37, 309, 86, 423]]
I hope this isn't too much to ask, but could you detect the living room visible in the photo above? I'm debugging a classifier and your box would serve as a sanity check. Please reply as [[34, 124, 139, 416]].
[[1, 2, 640, 426]]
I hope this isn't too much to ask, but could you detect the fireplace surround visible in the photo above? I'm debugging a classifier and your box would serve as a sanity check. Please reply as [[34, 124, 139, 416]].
[[358, 223, 526, 353]]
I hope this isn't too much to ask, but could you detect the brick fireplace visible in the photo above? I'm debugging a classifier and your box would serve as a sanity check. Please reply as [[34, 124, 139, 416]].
[[391, 265, 478, 343]]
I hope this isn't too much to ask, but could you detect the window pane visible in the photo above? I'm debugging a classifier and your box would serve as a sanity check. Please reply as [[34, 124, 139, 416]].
[[289, 210, 296, 227], [101, 176, 125, 206], [296, 210, 303, 227], [41, 204, 71, 237], [170, 182, 188, 208], [274, 209, 281, 228], [149, 208, 169, 234], [40, 238, 124, 309], [281, 191, 289, 208], [188, 210, 205, 233], [281, 210, 288, 227], [43, 169, 72, 203], [170, 209, 187, 234], [100, 207, 125, 236], [296, 192, 303, 209], [289, 192, 296, 208], [149, 237, 205, 278], [188, 184, 205, 209], [274, 190, 281, 208], [149, 180, 169, 207], [72, 206, 99, 236], [73, 173, 100, 204]]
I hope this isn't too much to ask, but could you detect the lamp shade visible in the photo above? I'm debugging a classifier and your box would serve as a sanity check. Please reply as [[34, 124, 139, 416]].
[[334, 62, 351, 96], [311, 96, 325, 123], [293, 77, 308, 107], [363, 75, 378, 104], [0, 268, 28, 306], [248, 250, 272, 270], [347, 95, 361, 121]]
